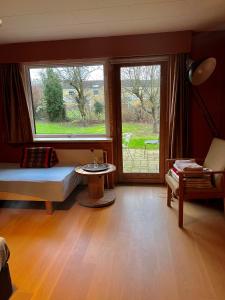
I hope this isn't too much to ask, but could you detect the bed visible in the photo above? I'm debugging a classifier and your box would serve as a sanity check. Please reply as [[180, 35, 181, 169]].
[[0, 149, 104, 213], [0, 237, 12, 300], [0, 163, 81, 213]]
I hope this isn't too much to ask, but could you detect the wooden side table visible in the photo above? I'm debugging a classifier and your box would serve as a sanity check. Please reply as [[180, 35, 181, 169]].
[[75, 164, 116, 208]]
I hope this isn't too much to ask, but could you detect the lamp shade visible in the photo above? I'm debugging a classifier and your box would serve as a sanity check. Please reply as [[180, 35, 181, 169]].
[[188, 57, 216, 86]]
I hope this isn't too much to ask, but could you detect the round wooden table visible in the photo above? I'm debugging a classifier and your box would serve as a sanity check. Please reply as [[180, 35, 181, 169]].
[[75, 163, 116, 208]]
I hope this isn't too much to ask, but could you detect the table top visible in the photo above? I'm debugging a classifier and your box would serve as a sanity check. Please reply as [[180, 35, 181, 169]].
[[75, 163, 116, 176], [144, 139, 159, 145]]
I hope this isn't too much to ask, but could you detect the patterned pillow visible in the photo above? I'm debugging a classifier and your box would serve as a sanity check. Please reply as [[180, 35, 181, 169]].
[[20, 147, 58, 168]]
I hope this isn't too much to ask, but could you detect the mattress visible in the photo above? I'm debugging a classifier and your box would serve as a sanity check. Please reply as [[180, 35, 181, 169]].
[[0, 237, 10, 272], [0, 163, 81, 202]]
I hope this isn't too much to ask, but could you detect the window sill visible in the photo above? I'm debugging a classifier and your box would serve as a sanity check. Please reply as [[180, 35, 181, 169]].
[[33, 137, 113, 143]]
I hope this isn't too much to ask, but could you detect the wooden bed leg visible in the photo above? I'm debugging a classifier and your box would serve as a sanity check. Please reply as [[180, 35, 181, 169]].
[[45, 201, 53, 214]]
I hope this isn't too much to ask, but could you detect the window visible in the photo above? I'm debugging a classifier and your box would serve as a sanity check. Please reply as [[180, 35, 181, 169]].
[[26, 63, 107, 139]]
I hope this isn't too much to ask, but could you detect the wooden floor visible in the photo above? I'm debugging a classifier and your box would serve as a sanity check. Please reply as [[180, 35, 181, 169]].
[[1, 186, 225, 300]]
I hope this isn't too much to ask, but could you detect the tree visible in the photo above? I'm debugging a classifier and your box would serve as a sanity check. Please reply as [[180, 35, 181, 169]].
[[30, 81, 47, 120], [121, 65, 160, 133], [42, 69, 66, 122], [58, 66, 100, 123], [94, 101, 104, 119]]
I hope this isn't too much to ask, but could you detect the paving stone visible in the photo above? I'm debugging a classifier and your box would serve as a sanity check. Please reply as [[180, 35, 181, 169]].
[[122, 149, 159, 173]]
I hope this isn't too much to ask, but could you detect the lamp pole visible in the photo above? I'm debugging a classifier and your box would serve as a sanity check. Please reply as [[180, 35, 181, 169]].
[[192, 87, 219, 137]]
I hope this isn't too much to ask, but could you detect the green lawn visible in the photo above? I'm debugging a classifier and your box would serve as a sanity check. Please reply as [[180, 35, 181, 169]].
[[36, 121, 106, 135], [35, 121, 159, 149], [122, 123, 159, 149]]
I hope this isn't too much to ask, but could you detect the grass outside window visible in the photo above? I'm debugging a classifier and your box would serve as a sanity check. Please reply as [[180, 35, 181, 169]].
[[35, 121, 159, 149]]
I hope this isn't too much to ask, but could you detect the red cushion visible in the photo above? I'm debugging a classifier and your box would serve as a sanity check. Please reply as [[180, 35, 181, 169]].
[[20, 147, 58, 168]]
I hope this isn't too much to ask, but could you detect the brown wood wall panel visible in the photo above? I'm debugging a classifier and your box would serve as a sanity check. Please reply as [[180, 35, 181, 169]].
[[189, 31, 225, 158], [0, 31, 192, 63]]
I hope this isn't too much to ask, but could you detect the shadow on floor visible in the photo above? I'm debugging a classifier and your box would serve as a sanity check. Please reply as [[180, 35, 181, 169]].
[[0, 185, 85, 212], [192, 198, 224, 211]]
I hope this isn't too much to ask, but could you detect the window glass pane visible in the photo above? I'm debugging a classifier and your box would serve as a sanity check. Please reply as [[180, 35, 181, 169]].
[[120, 65, 160, 173], [29, 65, 106, 135]]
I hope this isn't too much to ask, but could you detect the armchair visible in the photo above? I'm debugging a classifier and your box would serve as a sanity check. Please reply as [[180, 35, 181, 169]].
[[165, 138, 225, 228]]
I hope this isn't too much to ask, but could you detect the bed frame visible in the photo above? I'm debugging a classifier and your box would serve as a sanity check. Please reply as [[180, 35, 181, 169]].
[[0, 192, 54, 213]]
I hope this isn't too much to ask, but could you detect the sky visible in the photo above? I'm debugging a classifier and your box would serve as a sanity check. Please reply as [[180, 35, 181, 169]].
[[30, 65, 104, 81]]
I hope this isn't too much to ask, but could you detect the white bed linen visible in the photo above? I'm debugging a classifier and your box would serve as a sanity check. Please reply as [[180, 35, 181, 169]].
[[0, 164, 81, 202]]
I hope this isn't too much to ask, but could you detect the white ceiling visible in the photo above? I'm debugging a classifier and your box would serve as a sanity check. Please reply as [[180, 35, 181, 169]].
[[0, 0, 225, 44]]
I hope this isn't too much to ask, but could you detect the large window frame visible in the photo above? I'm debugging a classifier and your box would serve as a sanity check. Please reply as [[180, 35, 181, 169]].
[[24, 60, 110, 141]]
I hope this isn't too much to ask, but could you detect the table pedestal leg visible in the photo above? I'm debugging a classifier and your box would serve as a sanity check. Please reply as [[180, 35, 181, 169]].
[[78, 175, 116, 208], [88, 175, 104, 199]]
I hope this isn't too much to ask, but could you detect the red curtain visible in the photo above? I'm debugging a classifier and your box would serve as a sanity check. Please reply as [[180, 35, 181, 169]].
[[0, 64, 33, 143], [168, 54, 190, 158]]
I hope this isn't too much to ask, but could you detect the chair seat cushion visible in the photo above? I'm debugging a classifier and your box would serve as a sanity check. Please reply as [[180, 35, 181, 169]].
[[204, 138, 225, 171], [204, 138, 225, 189]]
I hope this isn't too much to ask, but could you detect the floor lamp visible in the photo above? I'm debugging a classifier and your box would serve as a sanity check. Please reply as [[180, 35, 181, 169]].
[[188, 57, 218, 137]]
